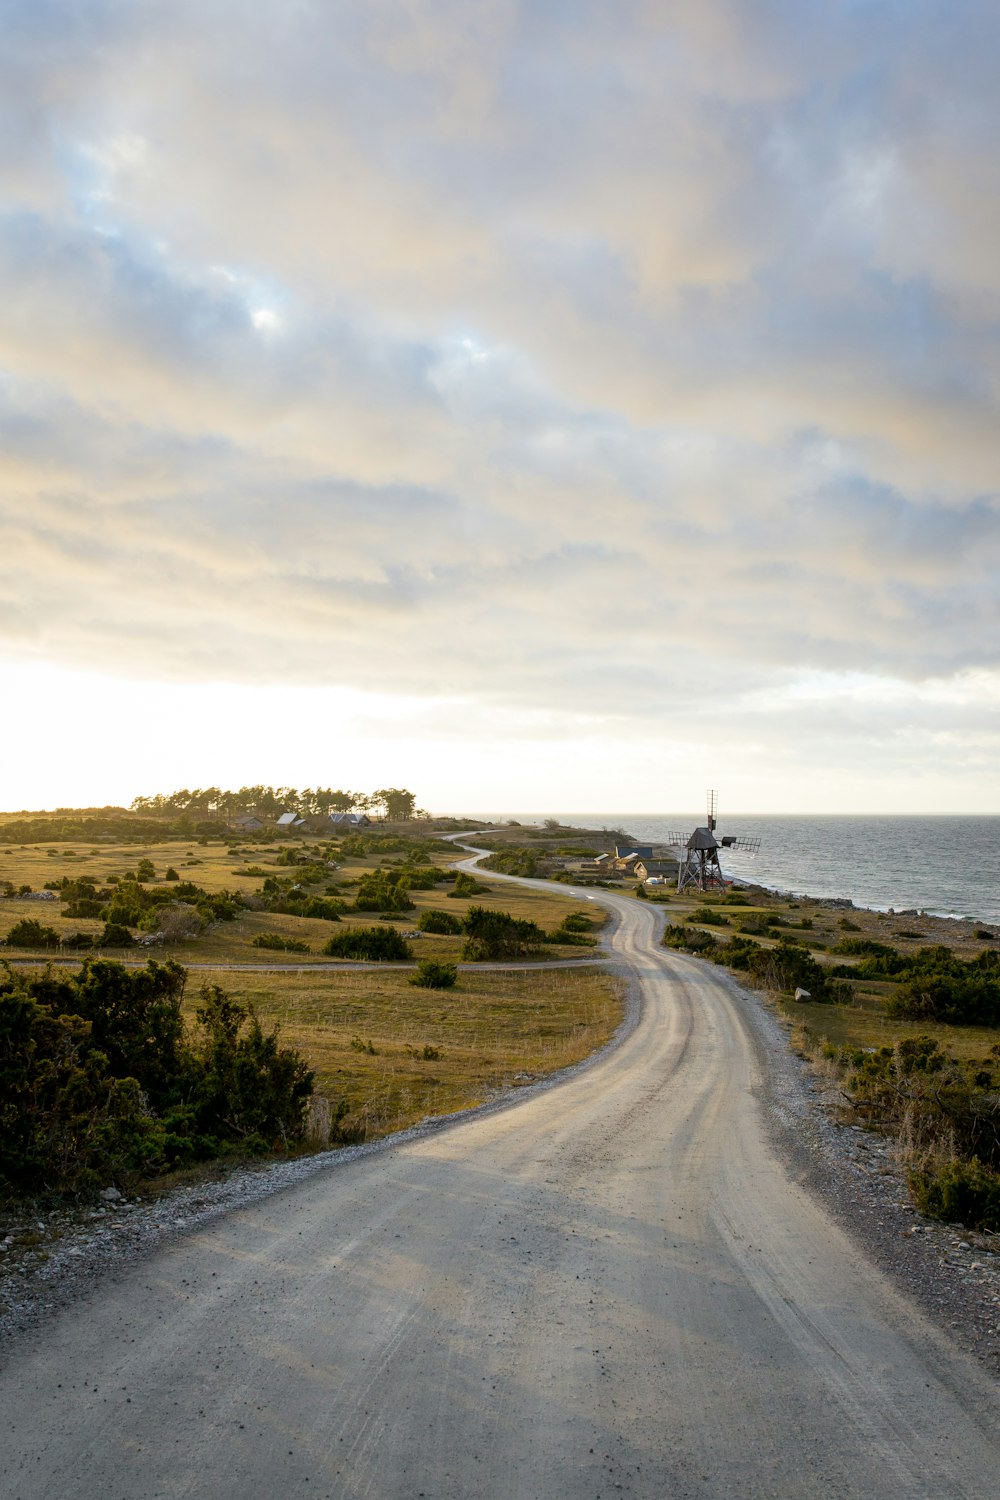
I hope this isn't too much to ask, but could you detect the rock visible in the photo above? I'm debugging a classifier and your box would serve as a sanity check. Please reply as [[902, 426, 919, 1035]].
[[99, 1187, 121, 1203]]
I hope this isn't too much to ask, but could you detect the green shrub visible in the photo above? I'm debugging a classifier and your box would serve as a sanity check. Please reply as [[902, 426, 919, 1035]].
[[481, 848, 539, 878], [4, 918, 61, 949], [689, 906, 729, 926], [251, 933, 311, 953], [323, 926, 413, 961], [410, 960, 458, 989], [449, 871, 489, 898], [460, 906, 546, 961], [417, 909, 463, 935], [353, 870, 414, 912], [301, 897, 343, 921], [662, 924, 718, 954], [61, 931, 95, 949], [97, 922, 135, 948], [886, 973, 1000, 1027], [908, 1158, 1000, 1231]]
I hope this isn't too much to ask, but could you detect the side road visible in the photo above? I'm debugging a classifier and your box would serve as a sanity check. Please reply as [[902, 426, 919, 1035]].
[[3, 849, 1000, 1495]]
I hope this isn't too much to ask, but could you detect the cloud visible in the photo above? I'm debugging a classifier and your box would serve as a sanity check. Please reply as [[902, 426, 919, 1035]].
[[1, 0, 999, 805]]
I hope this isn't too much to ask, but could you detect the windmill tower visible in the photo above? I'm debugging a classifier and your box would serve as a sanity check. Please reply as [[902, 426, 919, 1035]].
[[666, 790, 761, 894]]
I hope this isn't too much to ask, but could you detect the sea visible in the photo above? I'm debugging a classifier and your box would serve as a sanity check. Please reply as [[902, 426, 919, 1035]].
[[472, 814, 1000, 928]]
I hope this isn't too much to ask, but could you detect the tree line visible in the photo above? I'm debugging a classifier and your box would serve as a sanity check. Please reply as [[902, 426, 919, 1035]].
[[129, 786, 422, 822]]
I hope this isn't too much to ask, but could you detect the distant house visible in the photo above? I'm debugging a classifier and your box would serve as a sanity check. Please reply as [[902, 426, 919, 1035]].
[[329, 812, 371, 828], [634, 858, 676, 882], [614, 844, 653, 860], [231, 815, 264, 832], [277, 812, 306, 828]]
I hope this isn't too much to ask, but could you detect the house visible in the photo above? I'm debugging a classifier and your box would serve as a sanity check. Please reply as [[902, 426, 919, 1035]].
[[614, 844, 653, 860], [231, 815, 264, 832], [277, 812, 306, 828], [329, 812, 371, 827], [634, 858, 676, 883]]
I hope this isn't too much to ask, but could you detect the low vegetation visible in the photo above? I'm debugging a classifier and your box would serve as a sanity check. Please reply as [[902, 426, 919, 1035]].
[[0, 960, 313, 1202], [662, 893, 1000, 1230]]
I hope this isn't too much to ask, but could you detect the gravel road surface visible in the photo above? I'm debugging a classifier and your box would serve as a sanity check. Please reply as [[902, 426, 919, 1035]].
[[2, 875, 1000, 1499]]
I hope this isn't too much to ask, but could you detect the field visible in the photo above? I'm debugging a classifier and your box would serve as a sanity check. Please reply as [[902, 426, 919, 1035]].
[[659, 883, 1000, 1071], [0, 831, 605, 966], [1, 823, 624, 1150], [186, 964, 624, 1143]]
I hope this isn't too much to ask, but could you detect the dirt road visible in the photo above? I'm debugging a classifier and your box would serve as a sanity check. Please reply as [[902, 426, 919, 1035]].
[[2, 881, 999, 1498]]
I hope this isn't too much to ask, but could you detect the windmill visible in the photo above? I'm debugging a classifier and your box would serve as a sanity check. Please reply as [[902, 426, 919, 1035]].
[[665, 790, 761, 894]]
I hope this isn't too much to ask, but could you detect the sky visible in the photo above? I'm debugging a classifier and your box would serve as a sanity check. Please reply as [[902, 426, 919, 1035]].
[[2, 0, 999, 816]]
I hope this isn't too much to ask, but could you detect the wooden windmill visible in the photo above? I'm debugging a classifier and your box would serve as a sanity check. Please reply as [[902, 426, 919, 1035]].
[[665, 790, 761, 894]]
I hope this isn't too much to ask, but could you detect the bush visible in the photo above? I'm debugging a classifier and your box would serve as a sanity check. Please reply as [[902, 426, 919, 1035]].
[[886, 973, 1000, 1027], [252, 933, 311, 953], [449, 871, 489, 898], [323, 926, 413, 961], [397, 866, 449, 889], [61, 931, 95, 949], [662, 923, 718, 954], [410, 960, 458, 989], [4, 918, 61, 949], [301, 897, 343, 921], [417, 909, 463, 935], [460, 906, 546, 961], [481, 848, 539, 878], [97, 922, 135, 948], [689, 906, 729, 926], [909, 1158, 1000, 1231], [353, 870, 414, 912]]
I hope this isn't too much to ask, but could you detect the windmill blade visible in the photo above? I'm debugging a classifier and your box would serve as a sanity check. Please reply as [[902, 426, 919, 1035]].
[[707, 789, 718, 832], [663, 830, 692, 848], [720, 836, 761, 853]]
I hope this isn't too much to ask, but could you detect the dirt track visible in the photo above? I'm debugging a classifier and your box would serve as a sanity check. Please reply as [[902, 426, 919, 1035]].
[[2, 879, 1000, 1498]]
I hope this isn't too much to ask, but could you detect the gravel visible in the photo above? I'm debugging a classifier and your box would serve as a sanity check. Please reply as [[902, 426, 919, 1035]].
[[3, 960, 998, 1383]]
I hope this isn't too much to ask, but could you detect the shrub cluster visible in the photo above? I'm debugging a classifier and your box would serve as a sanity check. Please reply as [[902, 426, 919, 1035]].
[[0, 960, 313, 1200], [480, 848, 540, 878], [252, 933, 311, 953], [662, 927, 848, 1001], [449, 871, 489, 899], [460, 906, 546, 961], [410, 960, 458, 990], [352, 869, 414, 913], [829, 1035, 1000, 1230], [830, 941, 1000, 1026], [322, 926, 413, 961], [416, 909, 463, 935]]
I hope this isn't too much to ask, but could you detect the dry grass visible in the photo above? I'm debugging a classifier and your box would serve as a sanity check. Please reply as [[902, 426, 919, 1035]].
[[0, 837, 606, 965], [185, 964, 624, 1143]]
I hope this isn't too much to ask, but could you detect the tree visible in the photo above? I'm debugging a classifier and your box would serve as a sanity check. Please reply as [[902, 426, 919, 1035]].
[[377, 788, 416, 822]]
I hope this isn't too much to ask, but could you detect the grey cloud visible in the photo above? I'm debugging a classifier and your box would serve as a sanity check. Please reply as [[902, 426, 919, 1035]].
[[1, 0, 998, 771]]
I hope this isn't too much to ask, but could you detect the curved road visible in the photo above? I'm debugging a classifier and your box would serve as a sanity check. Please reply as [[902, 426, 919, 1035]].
[[2, 872, 999, 1498]]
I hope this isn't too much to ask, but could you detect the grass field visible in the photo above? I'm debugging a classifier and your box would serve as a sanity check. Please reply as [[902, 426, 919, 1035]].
[[182, 963, 624, 1144], [0, 834, 606, 965]]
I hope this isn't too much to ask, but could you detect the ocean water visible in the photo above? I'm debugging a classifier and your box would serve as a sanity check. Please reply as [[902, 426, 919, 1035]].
[[475, 814, 1000, 927]]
